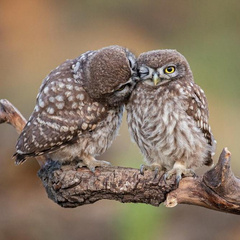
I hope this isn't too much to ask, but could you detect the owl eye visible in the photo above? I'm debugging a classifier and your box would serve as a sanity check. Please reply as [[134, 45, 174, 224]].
[[116, 85, 126, 91], [115, 82, 132, 92], [164, 66, 175, 74], [128, 59, 133, 69], [128, 56, 136, 70], [139, 67, 149, 75]]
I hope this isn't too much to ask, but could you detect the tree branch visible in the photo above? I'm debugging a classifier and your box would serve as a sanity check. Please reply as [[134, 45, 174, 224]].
[[0, 99, 27, 134], [1, 99, 240, 214], [38, 162, 177, 208]]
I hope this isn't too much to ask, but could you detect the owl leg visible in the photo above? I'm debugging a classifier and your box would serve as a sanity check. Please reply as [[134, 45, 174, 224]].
[[79, 154, 111, 172], [140, 163, 163, 178], [163, 162, 196, 186]]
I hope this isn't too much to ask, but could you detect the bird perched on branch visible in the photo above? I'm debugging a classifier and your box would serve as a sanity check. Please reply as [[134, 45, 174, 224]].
[[127, 49, 216, 184], [14, 45, 137, 171]]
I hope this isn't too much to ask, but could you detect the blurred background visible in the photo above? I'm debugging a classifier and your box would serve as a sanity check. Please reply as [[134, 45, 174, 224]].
[[1, 0, 240, 239]]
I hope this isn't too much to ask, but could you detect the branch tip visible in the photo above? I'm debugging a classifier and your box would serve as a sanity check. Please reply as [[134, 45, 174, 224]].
[[165, 194, 178, 208]]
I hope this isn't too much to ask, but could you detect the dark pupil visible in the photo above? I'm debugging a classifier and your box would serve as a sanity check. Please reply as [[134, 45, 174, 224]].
[[167, 67, 173, 72]]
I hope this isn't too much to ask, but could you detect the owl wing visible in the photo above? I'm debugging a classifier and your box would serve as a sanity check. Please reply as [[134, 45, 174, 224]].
[[14, 59, 106, 164], [185, 83, 216, 164]]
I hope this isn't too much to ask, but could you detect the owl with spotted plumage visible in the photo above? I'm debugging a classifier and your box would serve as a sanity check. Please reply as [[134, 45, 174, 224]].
[[14, 45, 137, 171], [126, 49, 216, 183]]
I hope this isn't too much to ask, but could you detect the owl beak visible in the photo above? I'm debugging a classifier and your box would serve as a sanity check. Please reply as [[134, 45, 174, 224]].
[[153, 73, 160, 86]]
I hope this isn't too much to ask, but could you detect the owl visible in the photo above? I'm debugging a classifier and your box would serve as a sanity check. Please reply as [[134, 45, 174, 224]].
[[126, 49, 216, 184], [14, 45, 137, 171]]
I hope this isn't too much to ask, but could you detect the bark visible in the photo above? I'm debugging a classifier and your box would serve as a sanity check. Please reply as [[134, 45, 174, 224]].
[[38, 161, 177, 208], [1, 99, 240, 214]]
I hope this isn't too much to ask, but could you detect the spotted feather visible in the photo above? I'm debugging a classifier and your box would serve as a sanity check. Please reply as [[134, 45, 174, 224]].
[[14, 46, 138, 169]]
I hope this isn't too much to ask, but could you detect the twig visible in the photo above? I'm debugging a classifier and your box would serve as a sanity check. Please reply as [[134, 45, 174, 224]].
[[0, 99, 26, 133]]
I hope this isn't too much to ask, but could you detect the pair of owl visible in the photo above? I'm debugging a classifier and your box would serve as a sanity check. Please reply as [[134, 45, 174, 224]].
[[14, 45, 216, 183]]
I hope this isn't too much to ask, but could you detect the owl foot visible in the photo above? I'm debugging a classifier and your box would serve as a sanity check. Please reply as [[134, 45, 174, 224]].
[[163, 163, 196, 187], [79, 155, 111, 172], [140, 164, 163, 178]]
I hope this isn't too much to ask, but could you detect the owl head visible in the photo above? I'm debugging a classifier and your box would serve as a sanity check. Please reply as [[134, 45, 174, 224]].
[[82, 45, 138, 107], [137, 49, 193, 86]]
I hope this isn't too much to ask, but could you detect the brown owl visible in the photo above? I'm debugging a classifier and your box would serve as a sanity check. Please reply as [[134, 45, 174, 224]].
[[126, 49, 216, 184], [14, 45, 137, 171]]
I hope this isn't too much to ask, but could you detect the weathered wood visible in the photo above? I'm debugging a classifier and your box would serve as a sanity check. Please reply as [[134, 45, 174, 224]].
[[1, 99, 240, 214], [38, 161, 177, 208], [0, 99, 27, 133], [165, 148, 240, 214]]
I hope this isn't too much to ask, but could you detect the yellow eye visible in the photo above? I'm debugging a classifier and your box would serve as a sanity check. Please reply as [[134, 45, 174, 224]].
[[164, 66, 175, 74]]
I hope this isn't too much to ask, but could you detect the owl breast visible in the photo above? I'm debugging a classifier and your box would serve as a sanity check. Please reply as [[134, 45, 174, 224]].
[[47, 106, 124, 162], [127, 84, 209, 170]]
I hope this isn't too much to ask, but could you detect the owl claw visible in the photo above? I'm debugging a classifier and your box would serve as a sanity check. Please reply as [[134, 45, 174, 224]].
[[163, 170, 182, 186], [140, 164, 146, 175], [175, 174, 182, 187], [79, 155, 111, 172], [163, 173, 168, 184], [154, 168, 160, 179], [163, 166, 196, 187], [87, 160, 111, 172], [139, 164, 162, 178], [76, 161, 86, 168]]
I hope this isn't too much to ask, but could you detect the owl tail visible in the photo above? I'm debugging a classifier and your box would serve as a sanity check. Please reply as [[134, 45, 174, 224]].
[[204, 134, 217, 167], [13, 152, 27, 165], [204, 155, 213, 166]]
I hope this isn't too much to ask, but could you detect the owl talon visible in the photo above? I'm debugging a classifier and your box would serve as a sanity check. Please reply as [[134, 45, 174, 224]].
[[140, 164, 146, 175], [163, 173, 168, 184], [176, 174, 182, 187], [76, 161, 86, 168], [163, 170, 181, 186], [88, 160, 111, 172], [190, 171, 197, 178], [139, 164, 162, 177], [154, 168, 160, 179], [163, 165, 196, 186], [81, 155, 111, 172]]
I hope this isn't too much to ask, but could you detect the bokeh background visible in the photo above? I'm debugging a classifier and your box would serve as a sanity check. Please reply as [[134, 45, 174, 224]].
[[1, 1, 240, 239]]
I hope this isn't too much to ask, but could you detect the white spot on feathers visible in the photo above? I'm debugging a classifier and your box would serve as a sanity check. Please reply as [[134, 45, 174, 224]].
[[60, 126, 69, 132], [56, 102, 65, 109], [49, 97, 55, 103], [39, 99, 45, 108], [65, 91, 71, 97], [56, 95, 64, 102], [43, 87, 49, 94], [81, 122, 88, 130], [66, 84, 73, 90], [59, 82, 65, 88], [47, 107, 55, 114], [76, 94, 84, 101]]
